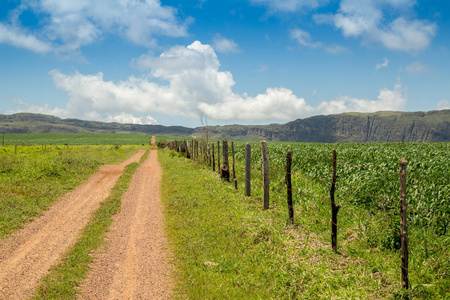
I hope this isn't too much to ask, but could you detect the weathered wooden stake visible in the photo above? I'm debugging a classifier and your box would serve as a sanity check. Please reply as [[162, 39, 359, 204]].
[[212, 143, 215, 171], [209, 145, 212, 167], [330, 149, 340, 253], [245, 143, 251, 196], [232, 142, 237, 189], [217, 141, 221, 175], [221, 139, 230, 181], [261, 140, 269, 210], [399, 158, 409, 290], [195, 140, 199, 160], [286, 150, 293, 223], [185, 140, 190, 159]]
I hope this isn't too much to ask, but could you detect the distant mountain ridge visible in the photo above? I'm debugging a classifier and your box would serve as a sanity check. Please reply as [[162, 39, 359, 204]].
[[1, 110, 449, 142], [198, 110, 450, 142], [0, 113, 194, 136]]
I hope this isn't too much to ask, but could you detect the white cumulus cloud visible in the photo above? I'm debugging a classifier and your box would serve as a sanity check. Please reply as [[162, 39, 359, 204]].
[[198, 88, 314, 121], [290, 28, 348, 54], [316, 83, 407, 115], [314, 0, 436, 53], [376, 57, 389, 69], [405, 61, 430, 74], [250, 0, 327, 12], [1, 0, 190, 54], [15, 41, 316, 123], [13, 41, 410, 124], [107, 113, 158, 125], [437, 100, 450, 110], [212, 35, 240, 54], [0, 23, 51, 53]]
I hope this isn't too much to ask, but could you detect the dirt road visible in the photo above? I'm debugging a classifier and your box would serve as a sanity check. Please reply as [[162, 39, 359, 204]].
[[0, 150, 145, 299], [77, 149, 173, 299]]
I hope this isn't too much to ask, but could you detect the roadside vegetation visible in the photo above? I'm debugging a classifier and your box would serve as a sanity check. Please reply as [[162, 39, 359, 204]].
[[0, 144, 145, 238], [32, 149, 149, 299]]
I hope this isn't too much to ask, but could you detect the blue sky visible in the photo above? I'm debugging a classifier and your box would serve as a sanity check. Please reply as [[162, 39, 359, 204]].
[[0, 0, 449, 127]]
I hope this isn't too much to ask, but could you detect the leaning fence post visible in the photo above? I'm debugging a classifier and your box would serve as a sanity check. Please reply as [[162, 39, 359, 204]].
[[399, 158, 409, 290], [261, 140, 269, 210], [286, 150, 293, 223], [232, 142, 237, 189], [330, 149, 340, 253], [245, 143, 251, 196]]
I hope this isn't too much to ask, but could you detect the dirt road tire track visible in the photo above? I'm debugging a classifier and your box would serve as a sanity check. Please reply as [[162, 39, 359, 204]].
[[0, 150, 145, 300], [77, 149, 173, 300]]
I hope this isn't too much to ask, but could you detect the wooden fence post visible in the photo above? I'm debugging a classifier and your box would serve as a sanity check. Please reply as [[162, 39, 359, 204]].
[[212, 143, 215, 171], [217, 141, 221, 175], [185, 140, 190, 159], [232, 142, 237, 189], [245, 143, 251, 197], [286, 150, 293, 223], [330, 149, 340, 253], [221, 139, 230, 181], [399, 158, 409, 290], [261, 140, 269, 210], [195, 140, 199, 161], [209, 144, 212, 167]]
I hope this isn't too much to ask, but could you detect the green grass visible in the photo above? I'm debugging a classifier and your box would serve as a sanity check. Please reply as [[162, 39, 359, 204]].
[[32, 149, 150, 299], [160, 149, 442, 299], [0, 144, 146, 238], [1, 133, 180, 145]]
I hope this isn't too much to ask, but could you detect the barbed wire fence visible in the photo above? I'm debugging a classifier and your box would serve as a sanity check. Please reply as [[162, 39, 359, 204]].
[[165, 138, 450, 296]]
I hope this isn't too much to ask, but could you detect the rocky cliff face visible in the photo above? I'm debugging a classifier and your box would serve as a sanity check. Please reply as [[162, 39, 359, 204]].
[[204, 110, 450, 142]]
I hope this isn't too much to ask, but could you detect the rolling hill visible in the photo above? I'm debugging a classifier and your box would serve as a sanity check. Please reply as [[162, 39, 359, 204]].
[[1, 110, 449, 142]]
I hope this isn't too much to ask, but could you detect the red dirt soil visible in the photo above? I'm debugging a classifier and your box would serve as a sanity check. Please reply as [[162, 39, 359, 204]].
[[0, 150, 145, 299], [77, 149, 173, 299]]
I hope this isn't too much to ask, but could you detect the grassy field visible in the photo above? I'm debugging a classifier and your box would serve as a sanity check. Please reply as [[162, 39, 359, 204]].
[[1, 132, 448, 298], [1, 133, 184, 145], [0, 144, 146, 238], [161, 141, 449, 299]]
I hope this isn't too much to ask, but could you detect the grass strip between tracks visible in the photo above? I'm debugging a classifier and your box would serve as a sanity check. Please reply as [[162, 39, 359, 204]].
[[31, 149, 150, 300]]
